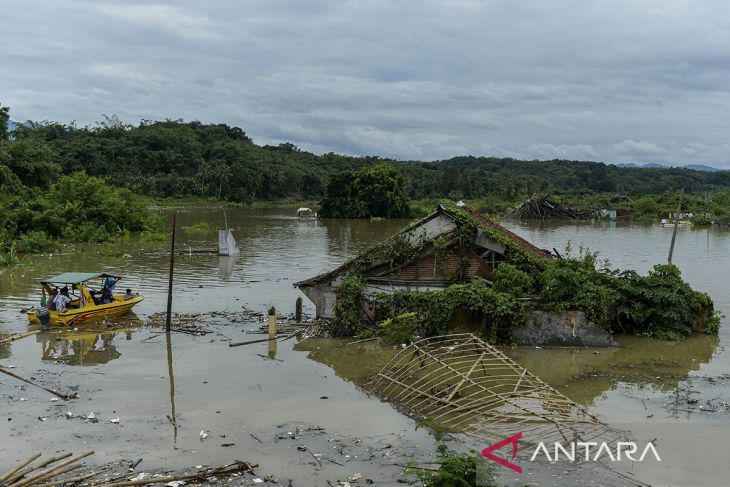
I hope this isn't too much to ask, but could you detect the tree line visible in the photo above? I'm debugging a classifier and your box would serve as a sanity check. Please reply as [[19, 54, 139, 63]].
[[4, 111, 730, 204], [3, 103, 730, 238]]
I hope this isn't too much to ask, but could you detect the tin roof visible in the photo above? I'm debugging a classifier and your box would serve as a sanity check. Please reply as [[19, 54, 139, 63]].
[[42, 272, 117, 285]]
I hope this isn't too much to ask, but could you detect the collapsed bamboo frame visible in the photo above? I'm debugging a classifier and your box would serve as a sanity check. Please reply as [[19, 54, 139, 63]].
[[370, 334, 625, 447]]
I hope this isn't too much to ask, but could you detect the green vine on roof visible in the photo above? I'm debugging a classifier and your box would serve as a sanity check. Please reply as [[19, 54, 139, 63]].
[[437, 199, 548, 274], [344, 230, 428, 275]]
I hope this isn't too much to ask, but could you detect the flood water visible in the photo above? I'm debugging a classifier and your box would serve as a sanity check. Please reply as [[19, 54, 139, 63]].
[[1, 208, 730, 485]]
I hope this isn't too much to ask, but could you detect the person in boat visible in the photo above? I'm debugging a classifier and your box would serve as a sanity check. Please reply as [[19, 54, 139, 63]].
[[36, 289, 50, 328], [47, 288, 58, 311], [54, 287, 72, 312], [100, 288, 114, 305], [123, 289, 136, 301]]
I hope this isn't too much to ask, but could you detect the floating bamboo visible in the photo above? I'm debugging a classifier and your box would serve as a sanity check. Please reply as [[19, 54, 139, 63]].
[[0, 330, 40, 345]]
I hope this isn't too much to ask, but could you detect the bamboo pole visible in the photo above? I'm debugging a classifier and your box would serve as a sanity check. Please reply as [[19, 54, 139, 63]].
[[228, 336, 278, 347], [42, 468, 106, 487], [0, 366, 71, 400], [2, 453, 73, 485], [668, 190, 683, 265], [13, 451, 93, 487], [14, 463, 82, 487], [0, 453, 41, 483], [0, 330, 40, 345], [166, 213, 177, 332]]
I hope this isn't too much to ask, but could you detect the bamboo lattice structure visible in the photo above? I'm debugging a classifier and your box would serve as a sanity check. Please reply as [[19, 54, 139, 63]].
[[371, 334, 623, 446]]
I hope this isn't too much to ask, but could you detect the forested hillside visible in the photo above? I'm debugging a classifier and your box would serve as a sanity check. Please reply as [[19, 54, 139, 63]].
[[7, 116, 730, 203], [4, 105, 730, 252]]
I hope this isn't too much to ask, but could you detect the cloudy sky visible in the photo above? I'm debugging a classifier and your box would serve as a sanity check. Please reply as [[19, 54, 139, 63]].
[[2, 1, 730, 166]]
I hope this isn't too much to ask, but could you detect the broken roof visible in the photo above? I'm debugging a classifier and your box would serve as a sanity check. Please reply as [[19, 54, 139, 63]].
[[455, 204, 553, 260], [294, 202, 552, 288]]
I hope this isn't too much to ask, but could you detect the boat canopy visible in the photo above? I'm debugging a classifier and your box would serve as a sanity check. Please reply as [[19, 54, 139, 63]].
[[42, 272, 119, 285]]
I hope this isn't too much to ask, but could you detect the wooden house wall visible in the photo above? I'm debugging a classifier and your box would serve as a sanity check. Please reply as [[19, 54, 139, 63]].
[[385, 250, 496, 282]]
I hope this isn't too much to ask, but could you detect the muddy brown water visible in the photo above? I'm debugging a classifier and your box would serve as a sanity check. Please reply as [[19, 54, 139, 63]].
[[1, 208, 730, 486]]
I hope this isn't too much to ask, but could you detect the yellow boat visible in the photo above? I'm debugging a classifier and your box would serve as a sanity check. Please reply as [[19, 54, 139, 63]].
[[27, 272, 144, 326]]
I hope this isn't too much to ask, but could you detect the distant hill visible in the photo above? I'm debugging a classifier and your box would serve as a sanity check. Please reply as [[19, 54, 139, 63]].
[[683, 164, 719, 172], [616, 162, 720, 172]]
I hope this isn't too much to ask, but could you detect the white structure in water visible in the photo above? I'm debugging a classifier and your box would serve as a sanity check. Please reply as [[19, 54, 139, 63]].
[[218, 229, 240, 256]]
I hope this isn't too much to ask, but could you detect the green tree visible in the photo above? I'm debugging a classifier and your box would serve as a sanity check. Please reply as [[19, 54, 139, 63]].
[[320, 164, 411, 218], [0, 102, 9, 141]]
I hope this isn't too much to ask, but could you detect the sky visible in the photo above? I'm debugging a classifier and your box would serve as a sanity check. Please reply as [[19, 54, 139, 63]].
[[2, 1, 730, 167]]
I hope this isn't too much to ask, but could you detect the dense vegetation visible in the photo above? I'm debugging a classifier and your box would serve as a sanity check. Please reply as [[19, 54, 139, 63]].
[[3, 107, 730, 213], [319, 164, 411, 218], [0, 104, 164, 254]]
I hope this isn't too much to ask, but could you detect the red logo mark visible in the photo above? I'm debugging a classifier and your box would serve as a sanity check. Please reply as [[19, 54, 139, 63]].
[[481, 432, 522, 473]]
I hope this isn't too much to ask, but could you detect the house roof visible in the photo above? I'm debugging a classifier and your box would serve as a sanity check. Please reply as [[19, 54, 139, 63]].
[[294, 203, 552, 288], [453, 205, 553, 260], [42, 272, 119, 285]]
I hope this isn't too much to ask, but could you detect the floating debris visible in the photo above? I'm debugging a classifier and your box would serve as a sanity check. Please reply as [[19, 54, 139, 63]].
[[506, 197, 590, 220], [0, 451, 257, 486]]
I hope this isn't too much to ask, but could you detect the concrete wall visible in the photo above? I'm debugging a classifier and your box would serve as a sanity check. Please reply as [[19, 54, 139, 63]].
[[512, 310, 618, 347], [298, 284, 337, 319]]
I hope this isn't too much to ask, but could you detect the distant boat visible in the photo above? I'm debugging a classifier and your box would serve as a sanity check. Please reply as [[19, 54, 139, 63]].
[[296, 207, 318, 219], [27, 272, 143, 326]]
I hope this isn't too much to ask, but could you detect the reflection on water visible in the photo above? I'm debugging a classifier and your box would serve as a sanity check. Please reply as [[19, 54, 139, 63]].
[[36, 320, 142, 366], [217, 256, 238, 280], [505, 335, 721, 405], [268, 335, 278, 359], [165, 330, 178, 445], [295, 338, 400, 386]]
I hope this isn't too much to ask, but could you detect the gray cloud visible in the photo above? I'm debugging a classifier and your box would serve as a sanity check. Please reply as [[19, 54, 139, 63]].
[[2, 0, 730, 167]]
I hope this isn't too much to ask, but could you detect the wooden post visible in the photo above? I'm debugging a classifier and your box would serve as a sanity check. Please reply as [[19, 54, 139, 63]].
[[268, 307, 277, 335], [268, 307, 277, 359], [166, 213, 177, 332], [668, 191, 682, 265], [295, 298, 303, 323], [458, 235, 465, 282]]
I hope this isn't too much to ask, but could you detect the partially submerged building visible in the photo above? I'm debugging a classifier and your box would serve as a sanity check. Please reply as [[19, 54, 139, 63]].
[[295, 202, 553, 319]]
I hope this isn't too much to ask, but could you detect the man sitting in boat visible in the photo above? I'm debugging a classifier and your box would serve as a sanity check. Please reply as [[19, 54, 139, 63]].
[[54, 287, 72, 312], [100, 288, 114, 305]]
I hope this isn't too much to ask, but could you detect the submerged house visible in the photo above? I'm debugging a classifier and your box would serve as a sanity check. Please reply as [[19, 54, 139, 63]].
[[295, 202, 553, 319]]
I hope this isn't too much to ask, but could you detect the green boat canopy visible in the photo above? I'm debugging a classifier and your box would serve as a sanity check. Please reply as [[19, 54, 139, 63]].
[[42, 272, 119, 285]]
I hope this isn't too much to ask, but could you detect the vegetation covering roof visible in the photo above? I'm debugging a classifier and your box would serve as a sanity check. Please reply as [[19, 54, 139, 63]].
[[441, 202, 554, 260], [294, 202, 551, 287]]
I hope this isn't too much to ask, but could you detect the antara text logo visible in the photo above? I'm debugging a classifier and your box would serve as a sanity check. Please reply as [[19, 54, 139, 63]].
[[481, 432, 661, 473]]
